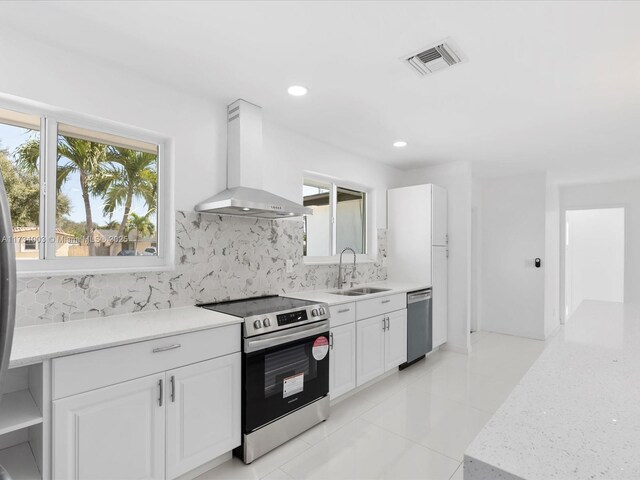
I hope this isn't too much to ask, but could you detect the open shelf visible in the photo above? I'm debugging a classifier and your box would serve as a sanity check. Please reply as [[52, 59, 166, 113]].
[[0, 390, 43, 436], [0, 442, 40, 480]]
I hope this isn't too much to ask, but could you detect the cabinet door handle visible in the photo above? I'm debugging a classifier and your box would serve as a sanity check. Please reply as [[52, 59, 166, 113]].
[[381, 299, 391, 304], [158, 379, 163, 407], [170, 375, 176, 403], [329, 332, 334, 350], [337, 308, 351, 314], [382, 318, 386, 331], [153, 344, 181, 353], [386, 317, 390, 330]]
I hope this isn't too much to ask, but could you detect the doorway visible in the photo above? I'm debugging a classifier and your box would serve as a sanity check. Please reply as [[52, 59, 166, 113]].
[[564, 207, 625, 319]]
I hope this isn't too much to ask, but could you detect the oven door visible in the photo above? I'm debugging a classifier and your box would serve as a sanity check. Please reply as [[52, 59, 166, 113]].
[[243, 320, 330, 433]]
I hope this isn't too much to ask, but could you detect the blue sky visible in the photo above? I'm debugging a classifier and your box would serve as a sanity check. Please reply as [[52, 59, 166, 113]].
[[0, 123, 153, 226]]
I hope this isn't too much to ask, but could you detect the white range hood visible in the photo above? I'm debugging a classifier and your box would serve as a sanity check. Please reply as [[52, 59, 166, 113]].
[[195, 99, 312, 218]]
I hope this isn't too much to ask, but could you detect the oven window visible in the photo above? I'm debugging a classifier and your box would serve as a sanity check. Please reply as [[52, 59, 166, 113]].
[[264, 344, 317, 398]]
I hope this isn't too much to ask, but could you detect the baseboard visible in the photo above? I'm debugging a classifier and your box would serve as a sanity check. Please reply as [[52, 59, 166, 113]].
[[330, 368, 398, 406], [176, 451, 232, 480]]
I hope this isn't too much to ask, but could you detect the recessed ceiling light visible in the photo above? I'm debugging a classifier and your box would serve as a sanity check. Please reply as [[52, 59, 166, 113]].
[[288, 85, 308, 96], [393, 141, 408, 148], [241, 207, 251, 211]]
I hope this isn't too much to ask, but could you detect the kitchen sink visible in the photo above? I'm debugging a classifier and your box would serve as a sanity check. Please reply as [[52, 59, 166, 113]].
[[330, 290, 365, 296], [348, 287, 390, 294], [330, 287, 391, 296]]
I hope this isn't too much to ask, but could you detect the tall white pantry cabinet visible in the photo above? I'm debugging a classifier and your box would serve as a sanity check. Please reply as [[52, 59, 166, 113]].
[[387, 184, 448, 348]]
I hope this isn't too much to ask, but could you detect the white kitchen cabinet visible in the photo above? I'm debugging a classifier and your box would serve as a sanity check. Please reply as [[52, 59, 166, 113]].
[[52, 325, 241, 480], [385, 309, 408, 371], [356, 315, 386, 386], [356, 308, 408, 386], [329, 323, 356, 399], [387, 184, 433, 285], [166, 353, 241, 479], [432, 184, 448, 247], [388, 183, 448, 348], [53, 372, 165, 480], [432, 246, 448, 347]]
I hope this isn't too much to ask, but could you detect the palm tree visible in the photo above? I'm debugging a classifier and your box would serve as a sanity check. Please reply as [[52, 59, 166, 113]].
[[100, 219, 120, 230], [127, 212, 155, 254], [93, 147, 157, 243], [15, 136, 108, 256]]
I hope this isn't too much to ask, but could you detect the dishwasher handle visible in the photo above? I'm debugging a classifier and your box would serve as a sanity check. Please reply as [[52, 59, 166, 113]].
[[408, 289, 431, 304]]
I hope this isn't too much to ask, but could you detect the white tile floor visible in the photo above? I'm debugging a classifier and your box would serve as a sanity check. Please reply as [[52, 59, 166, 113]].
[[198, 331, 548, 480]]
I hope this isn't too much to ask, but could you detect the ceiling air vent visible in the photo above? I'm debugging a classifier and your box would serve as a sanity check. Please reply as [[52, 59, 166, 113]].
[[402, 39, 465, 77]]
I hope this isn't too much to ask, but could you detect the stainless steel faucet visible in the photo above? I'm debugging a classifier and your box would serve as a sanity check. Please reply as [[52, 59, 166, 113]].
[[338, 247, 357, 289]]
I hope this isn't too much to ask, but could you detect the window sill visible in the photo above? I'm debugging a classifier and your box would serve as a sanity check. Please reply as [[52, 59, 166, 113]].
[[16, 258, 175, 278], [303, 255, 378, 266]]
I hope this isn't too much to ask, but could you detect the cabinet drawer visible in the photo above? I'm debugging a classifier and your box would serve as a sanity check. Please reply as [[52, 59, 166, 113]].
[[52, 324, 240, 400], [329, 303, 356, 328], [356, 294, 406, 320]]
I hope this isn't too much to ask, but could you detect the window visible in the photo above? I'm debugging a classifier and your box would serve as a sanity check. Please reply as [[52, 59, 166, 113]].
[[303, 178, 367, 257], [0, 101, 171, 275], [23, 239, 38, 252]]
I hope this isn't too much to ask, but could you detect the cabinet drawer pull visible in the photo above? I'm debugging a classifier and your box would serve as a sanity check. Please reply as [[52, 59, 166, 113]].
[[158, 379, 163, 407], [152, 344, 181, 353], [337, 308, 351, 314], [170, 375, 176, 403], [381, 299, 391, 304]]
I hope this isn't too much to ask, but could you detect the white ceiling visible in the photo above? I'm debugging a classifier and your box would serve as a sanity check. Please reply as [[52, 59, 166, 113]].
[[2, 1, 640, 183]]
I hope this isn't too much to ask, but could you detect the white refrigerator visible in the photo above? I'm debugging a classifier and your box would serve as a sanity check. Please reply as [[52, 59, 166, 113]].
[[387, 184, 448, 347]]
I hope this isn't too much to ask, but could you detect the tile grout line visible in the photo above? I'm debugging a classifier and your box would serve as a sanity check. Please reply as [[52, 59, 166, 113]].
[[357, 414, 463, 464]]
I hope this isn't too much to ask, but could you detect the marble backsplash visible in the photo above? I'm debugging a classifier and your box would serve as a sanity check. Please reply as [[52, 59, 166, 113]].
[[15, 211, 387, 327]]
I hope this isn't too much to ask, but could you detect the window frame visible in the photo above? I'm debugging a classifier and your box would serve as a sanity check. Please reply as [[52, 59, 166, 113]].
[[302, 173, 375, 265], [0, 93, 175, 277]]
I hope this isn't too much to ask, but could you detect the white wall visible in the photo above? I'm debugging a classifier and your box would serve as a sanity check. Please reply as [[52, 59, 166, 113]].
[[560, 180, 640, 308], [479, 173, 548, 340], [565, 208, 624, 317], [402, 161, 472, 353], [471, 177, 483, 332], [544, 177, 561, 337], [262, 122, 405, 234], [0, 29, 405, 258]]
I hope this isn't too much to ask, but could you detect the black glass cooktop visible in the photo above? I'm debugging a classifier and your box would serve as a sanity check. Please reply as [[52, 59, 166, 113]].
[[199, 295, 318, 318]]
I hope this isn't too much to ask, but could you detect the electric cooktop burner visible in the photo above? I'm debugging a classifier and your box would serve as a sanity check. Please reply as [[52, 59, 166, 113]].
[[198, 295, 330, 337]]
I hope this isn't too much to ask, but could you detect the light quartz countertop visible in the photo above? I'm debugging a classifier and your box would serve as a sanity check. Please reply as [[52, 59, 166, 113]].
[[10, 280, 427, 368], [286, 280, 431, 306], [10, 306, 241, 368], [465, 300, 640, 480]]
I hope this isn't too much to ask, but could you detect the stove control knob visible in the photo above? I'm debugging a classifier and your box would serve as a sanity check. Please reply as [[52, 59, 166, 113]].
[[312, 309, 319, 317], [263, 318, 271, 327], [253, 319, 263, 329], [320, 307, 326, 315]]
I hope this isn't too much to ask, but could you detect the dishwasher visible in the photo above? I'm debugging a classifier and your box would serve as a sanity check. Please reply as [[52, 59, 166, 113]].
[[400, 289, 432, 369]]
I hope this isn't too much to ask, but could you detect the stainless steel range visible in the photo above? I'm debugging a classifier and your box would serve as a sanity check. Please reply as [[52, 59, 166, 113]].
[[199, 296, 330, 464]]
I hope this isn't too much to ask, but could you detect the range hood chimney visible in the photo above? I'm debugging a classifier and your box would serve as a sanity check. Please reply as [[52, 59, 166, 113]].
[[195, 99, 312, 218]]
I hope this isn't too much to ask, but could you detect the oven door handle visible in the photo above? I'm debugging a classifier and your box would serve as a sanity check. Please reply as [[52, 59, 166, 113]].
[[244, 321, 330, 353]]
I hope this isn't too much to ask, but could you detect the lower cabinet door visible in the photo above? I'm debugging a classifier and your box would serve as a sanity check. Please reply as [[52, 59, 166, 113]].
[[329, 323, 356, 399], [385, 309, 408, 371], [166, 353, 241, 479], [356, 315, 386, 386], [53, 373, 165, 480]]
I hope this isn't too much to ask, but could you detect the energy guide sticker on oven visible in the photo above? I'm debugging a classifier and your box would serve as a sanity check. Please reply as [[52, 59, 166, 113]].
[[283, 372, 304, 398]]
